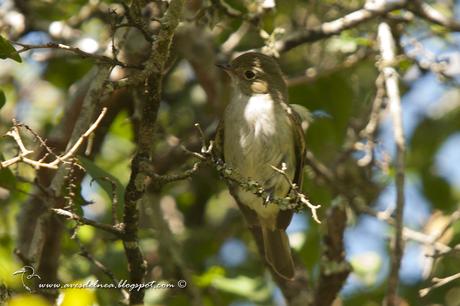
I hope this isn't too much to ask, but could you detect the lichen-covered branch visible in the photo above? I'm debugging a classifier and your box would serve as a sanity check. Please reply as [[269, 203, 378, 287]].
[[183, 138, 321, 223], [121, 1, 184, 305]]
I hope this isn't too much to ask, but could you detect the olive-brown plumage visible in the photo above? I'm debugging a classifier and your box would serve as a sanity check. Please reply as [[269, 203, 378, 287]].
[[215, 52, 307, 280]]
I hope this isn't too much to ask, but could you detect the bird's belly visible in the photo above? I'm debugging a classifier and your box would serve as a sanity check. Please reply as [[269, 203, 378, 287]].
[[223, 94, 295, 227]]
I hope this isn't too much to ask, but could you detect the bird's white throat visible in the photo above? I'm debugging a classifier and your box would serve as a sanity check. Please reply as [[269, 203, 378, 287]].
[[239, 92, 277, 138]]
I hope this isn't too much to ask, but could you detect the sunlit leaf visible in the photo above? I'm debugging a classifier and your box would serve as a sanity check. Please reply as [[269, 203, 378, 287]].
[[194, 266, 271, 302], [7, 294, 51, 306], [211, 275, 270, 302], [60, 285, 95, 306]]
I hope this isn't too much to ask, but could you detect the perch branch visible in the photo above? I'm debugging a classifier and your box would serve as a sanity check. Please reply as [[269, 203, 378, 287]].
[[183, 125, 321, 223]]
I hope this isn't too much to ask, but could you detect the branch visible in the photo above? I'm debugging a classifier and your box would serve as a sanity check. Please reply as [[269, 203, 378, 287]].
[[52, 208, 123, 237], [64, 220, 130, 301], [77, 243, 130, 301], [410, 0, 460, 31], [286, 48, 372, 87], [270, 164, 321, 223], [220, 22, 251, 54], [431, 243, 460, 258], [355, 204, 451, 254], [402, 37, 454, 80], [275, 0, 406, 53], [378, 22, 406, 306], [143, 161, 203, 187], [1, 108, 107, 170], [305, 153, 450, 259], [274, 0, 460, 54], [314, 203, 351, 306], [420, 272, 460, 297], [184, 139, 322, 223], [121, 1, 184, 305], [210, 0, 243, 18], [355, 73, 386, 167], [12, 41, 142, 69]]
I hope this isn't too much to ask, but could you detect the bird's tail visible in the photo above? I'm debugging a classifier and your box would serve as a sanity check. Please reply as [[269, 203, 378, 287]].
[[262, 226, 295, 280]]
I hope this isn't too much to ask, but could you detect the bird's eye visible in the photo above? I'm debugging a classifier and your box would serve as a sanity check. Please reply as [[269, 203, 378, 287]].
[[244, 70, 256, 80]]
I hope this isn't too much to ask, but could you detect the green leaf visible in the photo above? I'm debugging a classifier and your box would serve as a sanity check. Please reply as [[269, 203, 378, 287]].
[[44, 57, 92, 89], [0, 90, 5, 109], [0, 35, 22, 62], [194, 266, 271, 302], [78, 156, 125, 207]]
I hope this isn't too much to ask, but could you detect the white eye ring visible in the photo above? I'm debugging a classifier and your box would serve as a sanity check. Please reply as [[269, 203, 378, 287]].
[[244, 70, 256, 80]]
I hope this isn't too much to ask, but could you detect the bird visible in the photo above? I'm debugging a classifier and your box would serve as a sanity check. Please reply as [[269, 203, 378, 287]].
[[215, 52, 307, 280]]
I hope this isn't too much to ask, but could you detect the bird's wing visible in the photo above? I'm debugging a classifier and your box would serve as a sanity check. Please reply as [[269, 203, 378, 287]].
[[289, 105, 307, 189], [290, 104, 313, 132], [213, 119, 225, 162], [276, 103, 307, 230]]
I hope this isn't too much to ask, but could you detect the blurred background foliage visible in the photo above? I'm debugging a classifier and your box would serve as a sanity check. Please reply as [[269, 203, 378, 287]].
[[1, 0, 460, 305]]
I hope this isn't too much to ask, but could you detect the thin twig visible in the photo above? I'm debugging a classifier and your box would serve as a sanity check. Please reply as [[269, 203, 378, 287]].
[[144, 162, 203, 186], [77, 240, 129, 300], [1, 108, 107, 170], [356, 73, 386, 167], [52, 208, 123, 237], [419, 272, 460, 297], [12, 41, 143, 69], [276, 0, 407, 53], [275, 0, 460, 54], [270, 165, 321, 223]]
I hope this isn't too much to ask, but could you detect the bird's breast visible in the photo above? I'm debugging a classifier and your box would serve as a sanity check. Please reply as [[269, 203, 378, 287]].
[[242, 94, 277, 138], [223, 92, 294, 180], [225, 93, 276, 164]]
